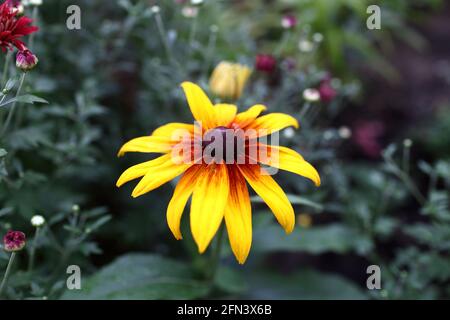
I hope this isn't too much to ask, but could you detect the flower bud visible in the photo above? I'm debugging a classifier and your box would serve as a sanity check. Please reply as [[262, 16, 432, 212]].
[[16, 49, 38, 72], [255, 54, 277, 73], [318, 81, 337, 103], [303, 88, 320, 102], [209, 61, 252, 100], [3, 230, 26, 252], [31, 215, 45, 227], [281, 14, 297, 29]]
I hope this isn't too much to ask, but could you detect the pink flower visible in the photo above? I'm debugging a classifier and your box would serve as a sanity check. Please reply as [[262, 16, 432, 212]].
[[281, 14, 297, 29], [318, 81, 337, 103], [317, 74, 337, 103], [16, 48, 38, 71], [255, 54, 277, 73], [353, 121, 385, 158], [3, 230, 26, 252], [0, 0, 38, 52]]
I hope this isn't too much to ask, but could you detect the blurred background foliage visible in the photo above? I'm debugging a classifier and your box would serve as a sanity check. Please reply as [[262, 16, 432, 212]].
[[1, 0, 449, 299]]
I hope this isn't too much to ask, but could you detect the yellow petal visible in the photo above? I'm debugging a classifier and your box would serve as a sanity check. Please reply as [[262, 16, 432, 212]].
[[117, 136, 174, 157], [215, 104, 237, 127], [181, 82, 216, 129], [166, 165, 203, 240], [238, 165, 295, 233], [131, 157, 191, 198], [190, 164, 229, 253], [246, 113, 299, 137], [152, 123, 195, 139], [224, 168, 252, 264], [259, 145, 321, 187], [234, 104, 267, 128], [116, 154, 172, 187]]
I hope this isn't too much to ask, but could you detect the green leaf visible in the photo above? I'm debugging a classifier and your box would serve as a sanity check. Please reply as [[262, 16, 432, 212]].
[[61, 254, 209, 300], [247, 269, 367, 299], [0, 148, 7, 158], [215, 267, 247, 294], [253, 217, 372, 255], [0, 94, 48, 107]]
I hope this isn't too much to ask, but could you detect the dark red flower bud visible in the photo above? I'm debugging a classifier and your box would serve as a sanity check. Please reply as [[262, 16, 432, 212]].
[[3, 230, 26, 252], [318, 81, 337, 103], [16, 49, 38, 72], [255, 54, 277, 73]]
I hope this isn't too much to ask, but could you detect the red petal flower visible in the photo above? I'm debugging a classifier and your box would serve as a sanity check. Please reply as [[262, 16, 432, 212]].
[[0, 0, 38, 52], [255, 54, 277, 73], [3, 230, 26, 252]]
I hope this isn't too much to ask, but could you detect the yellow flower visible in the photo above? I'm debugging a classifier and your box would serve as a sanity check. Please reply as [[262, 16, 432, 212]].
[[116, 82, 320, 264], [209, 61, 252, 100]]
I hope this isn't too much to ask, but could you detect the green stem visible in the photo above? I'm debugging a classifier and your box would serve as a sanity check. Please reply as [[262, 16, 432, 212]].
[[274, 30, 291, 56], [0, 252, 17, 298], [28, 7, 39, 50], [154, 11, 174, 64], [189, 14, 199, 50], [0, 72, 26, 139], [28, 227, 41, 273], [1, 51, 12, 87], [208, 224, 225, 284]]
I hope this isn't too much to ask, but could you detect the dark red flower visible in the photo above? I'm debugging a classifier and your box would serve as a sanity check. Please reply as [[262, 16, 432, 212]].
[[318, 81, 337, 103], [0, 0, 38, 52], [353, 121, 385, 158], [317, 75, 337, 103], [255, 54, 277, 73], [3, 230, 26, 252], [16, 48, 38, 71]]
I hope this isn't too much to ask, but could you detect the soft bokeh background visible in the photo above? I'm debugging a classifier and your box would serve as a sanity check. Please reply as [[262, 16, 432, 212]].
[[0, 0, 449, 299]]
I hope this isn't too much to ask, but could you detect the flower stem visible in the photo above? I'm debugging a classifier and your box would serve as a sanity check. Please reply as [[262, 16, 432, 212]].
[[0, 252, 17, 297], [0, 72, 26, 139], [28, 7, 39, 50], [154, 11, 174, 64], [274, 30, 291, 56], [1, 51, 12, 87], [28, 227, 41, 273], [208, 224, 225, 284]]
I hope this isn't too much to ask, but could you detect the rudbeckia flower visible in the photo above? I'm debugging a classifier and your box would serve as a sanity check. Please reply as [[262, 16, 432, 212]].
[[209, 61, 252, 101], [117, 82, 320, 264]]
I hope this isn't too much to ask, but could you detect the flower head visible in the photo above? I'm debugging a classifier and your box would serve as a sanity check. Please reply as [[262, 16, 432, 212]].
[[209, 61, 252, 101], [255, 54, 277, 74], [0, 0, 38, 52], [31, 215, 45, 227], [117, 82, 320, 264], [318, 80, 337, 103], [16, 49, 38, 71], [3, 230, 26, 252], [181, 6, 198, 18], [281, 14, 297, 29]]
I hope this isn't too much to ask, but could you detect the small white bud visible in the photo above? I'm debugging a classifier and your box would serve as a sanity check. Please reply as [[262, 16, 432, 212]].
[[31, 215, 45, 227], [403, 139, 413, 148], [283, 127, 295, 139], [151, 6, 160, 14], [312, 33, 323, 43], [298, 40, 314, 52], [338, 126, 352, 139], [303, 88, 320, 102]]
